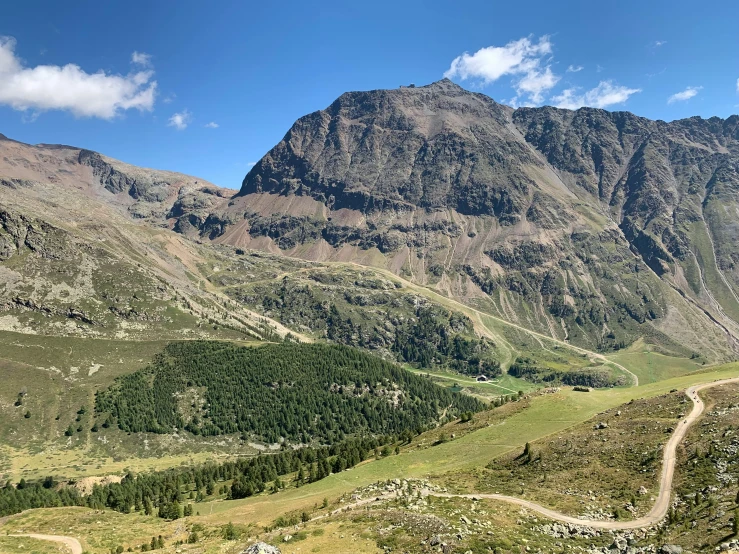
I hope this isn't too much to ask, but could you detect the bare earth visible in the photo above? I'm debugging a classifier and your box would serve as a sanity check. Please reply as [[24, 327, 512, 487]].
[[5, 377, 739, 551], [9, 534, 82, 554], [425, 377, 739, 530]]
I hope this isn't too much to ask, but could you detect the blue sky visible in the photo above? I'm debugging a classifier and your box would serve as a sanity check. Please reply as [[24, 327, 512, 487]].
[[1, 0, 738, 189]]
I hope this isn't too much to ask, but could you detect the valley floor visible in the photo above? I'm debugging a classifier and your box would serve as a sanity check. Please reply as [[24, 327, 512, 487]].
[[2, 364, 739, 553]]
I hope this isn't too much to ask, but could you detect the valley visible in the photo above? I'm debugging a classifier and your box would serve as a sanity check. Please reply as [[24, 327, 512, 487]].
[[1, 78, 739, 553]]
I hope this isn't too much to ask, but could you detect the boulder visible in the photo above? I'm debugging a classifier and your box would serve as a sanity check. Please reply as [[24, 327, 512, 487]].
[[242, 542, 282, 554]]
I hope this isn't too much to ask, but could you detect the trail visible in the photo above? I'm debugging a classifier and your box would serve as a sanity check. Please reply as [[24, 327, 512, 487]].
[[222, 258, 638, 384], [422, 377, 739, 530], [339, 261, 639, 385], [8, 534, 82, 554], [703, 221, 739, 307]]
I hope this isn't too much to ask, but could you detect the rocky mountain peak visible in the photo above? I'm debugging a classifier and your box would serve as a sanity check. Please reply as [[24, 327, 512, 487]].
[[237, 79, 530, 216]]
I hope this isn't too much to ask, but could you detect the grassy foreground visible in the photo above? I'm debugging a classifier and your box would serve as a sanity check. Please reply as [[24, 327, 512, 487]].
[[196, 362, 739, 527], [2, 363, 738, 553]]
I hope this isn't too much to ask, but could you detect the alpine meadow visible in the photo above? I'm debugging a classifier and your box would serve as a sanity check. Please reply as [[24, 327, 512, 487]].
[[1, 3, 739, 553]]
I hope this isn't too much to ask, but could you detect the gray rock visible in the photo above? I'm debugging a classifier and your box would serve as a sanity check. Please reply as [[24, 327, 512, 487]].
[[242, 542, 282, 554]]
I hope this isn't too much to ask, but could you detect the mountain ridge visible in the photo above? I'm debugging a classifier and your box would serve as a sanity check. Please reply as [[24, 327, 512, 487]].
[[208, 79, 739, 360], [2, 79, 739, 363]]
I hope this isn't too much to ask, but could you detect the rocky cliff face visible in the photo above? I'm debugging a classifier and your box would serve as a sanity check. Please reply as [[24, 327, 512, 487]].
[[2, 79, 738, 361], [0, 136, 289, 342], [206, 80, 739, 358], [0, 133, 233, 226], [238, 79, 544, 222]]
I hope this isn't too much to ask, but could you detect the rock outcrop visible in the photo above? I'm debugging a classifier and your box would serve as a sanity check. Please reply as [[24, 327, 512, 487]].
[[211, 80, 739, 359]]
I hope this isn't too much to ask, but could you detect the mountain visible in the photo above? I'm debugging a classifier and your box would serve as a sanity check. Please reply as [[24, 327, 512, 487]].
[[2, 79, 739, 364], [189, 79, 739, 360], [0, 134, 294, 341]]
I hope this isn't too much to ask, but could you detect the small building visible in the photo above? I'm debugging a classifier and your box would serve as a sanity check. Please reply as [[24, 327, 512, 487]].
[[476, 375, 488, 382]]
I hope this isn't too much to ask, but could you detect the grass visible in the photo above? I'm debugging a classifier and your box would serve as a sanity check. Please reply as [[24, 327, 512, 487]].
[[665, 382, 739, 551], [0, 331, 262, 481], [466, 390, 688, 517], [1, 507, 184, 554], [277, 521, 382, 554], [193, 362, 739, 527], [3, 363, 738, 553], [688, 220, 739, 323], [607, 339, 705, 385], [0, 536, 63, 553], [404, 365, 538, 400]]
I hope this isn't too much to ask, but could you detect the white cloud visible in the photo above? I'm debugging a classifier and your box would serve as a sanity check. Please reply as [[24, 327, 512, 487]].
[[444, 36, 553, 83], [736, 78, 739, 94], [162, 93, 176, 104], [567, 65, 583, 73], [515, 66, 559, 104], [444, 36, 560, 105], [551, 81, 642, 110], [131, 51, 152, 67], [653, 40, 667, 47], [168, 110, 191, 130], [247, 161, 257, 167], [204, 121, 219, 128], [0, 36, 156, 119], [667, 86, 702, 104]]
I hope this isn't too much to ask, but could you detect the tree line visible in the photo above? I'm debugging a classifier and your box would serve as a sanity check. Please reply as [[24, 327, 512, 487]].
[[0, 434, 404, 518], [94, 341, 483, 444]]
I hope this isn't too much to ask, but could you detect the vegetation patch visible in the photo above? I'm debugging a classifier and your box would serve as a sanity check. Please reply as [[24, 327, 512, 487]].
[[464, 391, 689, 519], [95, 341, 483, 443], [662, 383, 739, 551], [508, 356, 627, 387]]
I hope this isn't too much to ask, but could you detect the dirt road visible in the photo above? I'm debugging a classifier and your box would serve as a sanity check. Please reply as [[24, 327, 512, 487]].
[[9, 534, 82, 554], [425, 376, 739, 530], [328, 377, 739, 530]]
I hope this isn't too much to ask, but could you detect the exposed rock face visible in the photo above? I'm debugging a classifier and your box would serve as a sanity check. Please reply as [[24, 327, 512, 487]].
[[2, 78, 739, 361], [0, 134, 234, 228], [238, 79, 544, 223], [0, 208, 68, 260], [241, 542, 281, 554], [216, 80, 739, 359]]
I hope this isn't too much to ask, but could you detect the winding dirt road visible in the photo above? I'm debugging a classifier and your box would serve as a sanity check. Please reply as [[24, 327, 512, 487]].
[[5, 378, 738, 547], [424, 377, 739, 530], [9, 534, 82, 554]]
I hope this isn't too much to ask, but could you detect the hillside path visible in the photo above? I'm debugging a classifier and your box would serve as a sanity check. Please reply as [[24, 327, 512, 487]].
[[331, 377, 739, 530], [9, 534, 82, 554], [341, 261, 640, 386], [423, 377, 739, 530]]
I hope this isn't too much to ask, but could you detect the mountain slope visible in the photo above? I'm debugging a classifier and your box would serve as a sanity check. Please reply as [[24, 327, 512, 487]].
[[191, 79, 739, 361], [0, 135, 292, 342], [2, 79, 738, 364]]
